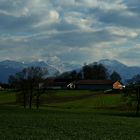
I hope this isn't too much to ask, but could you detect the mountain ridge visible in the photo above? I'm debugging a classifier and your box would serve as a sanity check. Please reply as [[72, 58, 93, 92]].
[[0, 59, 139, 83], [97, 59, 140, 82], [0, 60, 81, 83]]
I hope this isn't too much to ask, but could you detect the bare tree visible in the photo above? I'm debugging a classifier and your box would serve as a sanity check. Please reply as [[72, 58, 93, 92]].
[[9, 67, 47, 109]]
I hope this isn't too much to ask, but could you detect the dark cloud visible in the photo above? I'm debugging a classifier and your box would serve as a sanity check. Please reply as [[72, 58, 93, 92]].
[[0, 13, 40, 33], [118, 45, 140, 59], [50, 29, 118, 48], [97, 10, 140, 29], [124, 0, 140, 12]]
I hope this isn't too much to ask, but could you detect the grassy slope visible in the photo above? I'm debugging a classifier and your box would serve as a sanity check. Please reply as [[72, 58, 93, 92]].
[[0, 90, 139, 140]]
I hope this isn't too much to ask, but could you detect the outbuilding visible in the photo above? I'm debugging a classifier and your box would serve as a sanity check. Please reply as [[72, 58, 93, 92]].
[[113, 81, 125, 90]]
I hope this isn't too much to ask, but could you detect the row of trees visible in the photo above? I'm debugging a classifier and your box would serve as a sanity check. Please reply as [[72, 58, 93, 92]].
[[9, 67, 47, 109], [59, 63, 121, 82]]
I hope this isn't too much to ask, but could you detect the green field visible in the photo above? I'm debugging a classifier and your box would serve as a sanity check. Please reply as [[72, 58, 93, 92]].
[[0, 90, 139, 140]]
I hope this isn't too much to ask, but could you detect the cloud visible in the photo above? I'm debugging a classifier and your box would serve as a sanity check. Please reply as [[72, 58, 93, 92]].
[[118, 44, 140, 59], [107, 26, 138, 38], [97, 10, 140, 29], [0, 0, 140, 66], [116, 44, 140, 66]]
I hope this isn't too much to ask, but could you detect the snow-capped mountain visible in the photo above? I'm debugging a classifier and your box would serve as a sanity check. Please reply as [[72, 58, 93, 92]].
[[0, 60, 81, 83], [0, 60, 58, 83], [46, 59, 81, 73], [97, 59, 140, 81], [0, 59, 139, 83], [0, 60, 25, 69]]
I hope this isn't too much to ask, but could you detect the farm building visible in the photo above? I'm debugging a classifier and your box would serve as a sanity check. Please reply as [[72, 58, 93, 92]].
[[68, 80, 113, 90], [113, 81, 125, 90]]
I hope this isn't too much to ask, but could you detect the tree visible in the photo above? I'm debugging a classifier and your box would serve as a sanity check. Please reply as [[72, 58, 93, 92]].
[[9, 72, 29, 108], [36, 83, 45, 109], [9, 67, 47, 109], [82, 64, 93, 79], [69, 70, 78, 79], [124, 85, 140, 116], [82, 63, 108, 80], [58, 70, 82, 80], [110, 71, 121, 82], [77, 71, 83, 80], [0, 82, 10, 89], [58, 72, 71, 79]]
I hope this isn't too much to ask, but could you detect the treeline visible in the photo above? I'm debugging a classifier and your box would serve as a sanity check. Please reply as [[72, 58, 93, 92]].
[[59, 63, 121, 82]]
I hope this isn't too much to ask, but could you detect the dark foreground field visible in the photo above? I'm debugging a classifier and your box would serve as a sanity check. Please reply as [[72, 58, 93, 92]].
[[0, 90, 140, 140]]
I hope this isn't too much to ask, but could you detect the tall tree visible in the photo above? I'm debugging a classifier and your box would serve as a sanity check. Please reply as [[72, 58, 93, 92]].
[[9, 72, 29, 108], [59, 70, 82, 80], [82, 63, 108, 80], [110, 71, 121, 82], [69, 70, 78, 79]]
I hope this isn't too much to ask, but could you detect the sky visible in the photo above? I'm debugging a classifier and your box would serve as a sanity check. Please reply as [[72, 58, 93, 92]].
[[0, 0, 140, 66]]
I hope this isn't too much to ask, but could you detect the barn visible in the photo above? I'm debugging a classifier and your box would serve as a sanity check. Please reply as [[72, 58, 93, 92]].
[[70, 80, 113, 90]]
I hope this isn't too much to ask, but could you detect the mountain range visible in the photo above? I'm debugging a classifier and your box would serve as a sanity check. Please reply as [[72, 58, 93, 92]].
[[97, 59, 140, 82], [0, 60, 81, 83], [0, 59, 139, 83]]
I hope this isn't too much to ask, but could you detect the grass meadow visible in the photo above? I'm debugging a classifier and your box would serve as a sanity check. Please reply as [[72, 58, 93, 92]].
[[0, 90, 140, 140]]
